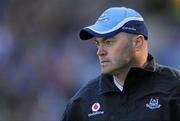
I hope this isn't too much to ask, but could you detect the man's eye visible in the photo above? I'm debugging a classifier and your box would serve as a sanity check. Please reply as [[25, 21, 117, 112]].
[[105, 40, 113, 45], [95, 41, 100, 47]]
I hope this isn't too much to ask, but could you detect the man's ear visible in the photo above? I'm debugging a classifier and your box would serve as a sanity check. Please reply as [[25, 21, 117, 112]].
[[133, 35, 145, 50]]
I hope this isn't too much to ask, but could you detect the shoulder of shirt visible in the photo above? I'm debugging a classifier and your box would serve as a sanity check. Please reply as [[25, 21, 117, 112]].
[[156, 64, 180, 80], [68, 75, 101, 104], [155, 63, 180, 88]]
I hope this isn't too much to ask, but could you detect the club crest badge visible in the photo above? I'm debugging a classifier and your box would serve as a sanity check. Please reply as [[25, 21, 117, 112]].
[[96, 12, 109, 23], [146, 97, 161, 110]]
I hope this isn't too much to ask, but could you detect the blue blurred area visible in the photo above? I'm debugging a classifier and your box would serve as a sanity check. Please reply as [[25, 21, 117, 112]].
[[0, 0, 179, 120]]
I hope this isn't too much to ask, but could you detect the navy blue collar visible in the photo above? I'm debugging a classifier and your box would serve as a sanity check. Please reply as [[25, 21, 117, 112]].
[[98, 53, 157, 95]]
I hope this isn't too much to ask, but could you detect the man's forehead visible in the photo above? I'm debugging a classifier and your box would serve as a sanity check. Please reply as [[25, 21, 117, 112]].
[[94, 37, 116, 43], [94, 32, 127, 42], [95, 37, 109, 42]]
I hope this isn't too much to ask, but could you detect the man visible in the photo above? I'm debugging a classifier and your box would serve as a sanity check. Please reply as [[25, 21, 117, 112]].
[[62, 7, 180, 121]]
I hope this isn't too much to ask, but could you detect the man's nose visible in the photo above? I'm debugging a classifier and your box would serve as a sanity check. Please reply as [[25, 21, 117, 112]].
[[97, 46, 107, 56]]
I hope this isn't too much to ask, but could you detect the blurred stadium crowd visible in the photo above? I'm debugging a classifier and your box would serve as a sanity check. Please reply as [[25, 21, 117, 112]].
[[0, 0, 179, 120]]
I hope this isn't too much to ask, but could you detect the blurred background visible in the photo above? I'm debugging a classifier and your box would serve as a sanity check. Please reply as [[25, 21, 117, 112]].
[[0, 0, 179, 120]]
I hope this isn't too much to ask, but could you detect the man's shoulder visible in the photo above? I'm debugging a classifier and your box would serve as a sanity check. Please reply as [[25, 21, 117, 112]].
[[155, 64, 180, 90], [69, 75, 102, 103], [157, 65, 180, 95], [156, 64, 180, 80]]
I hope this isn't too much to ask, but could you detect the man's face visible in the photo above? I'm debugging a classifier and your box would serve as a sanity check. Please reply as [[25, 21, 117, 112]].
[[95, 32, 135, 75]]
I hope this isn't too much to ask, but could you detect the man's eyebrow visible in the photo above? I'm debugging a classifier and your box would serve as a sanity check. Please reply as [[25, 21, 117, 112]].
[[94, 37, 110, 42]]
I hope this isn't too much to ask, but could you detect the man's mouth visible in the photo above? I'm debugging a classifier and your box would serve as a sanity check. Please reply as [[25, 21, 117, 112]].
[[100, 60, 110, 66]]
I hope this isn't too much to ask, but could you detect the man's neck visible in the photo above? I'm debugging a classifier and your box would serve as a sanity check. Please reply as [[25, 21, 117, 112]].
[[113, 67, 131, 86], [113, 59, 148, 86]]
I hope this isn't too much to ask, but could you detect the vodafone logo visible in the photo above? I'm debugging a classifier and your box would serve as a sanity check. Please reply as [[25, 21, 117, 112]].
[[88, 102, 104, 117], [92, 103, 100, 112]]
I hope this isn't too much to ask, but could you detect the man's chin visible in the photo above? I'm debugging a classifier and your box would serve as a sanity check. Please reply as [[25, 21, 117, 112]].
[[101, 69, 112, 75]]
